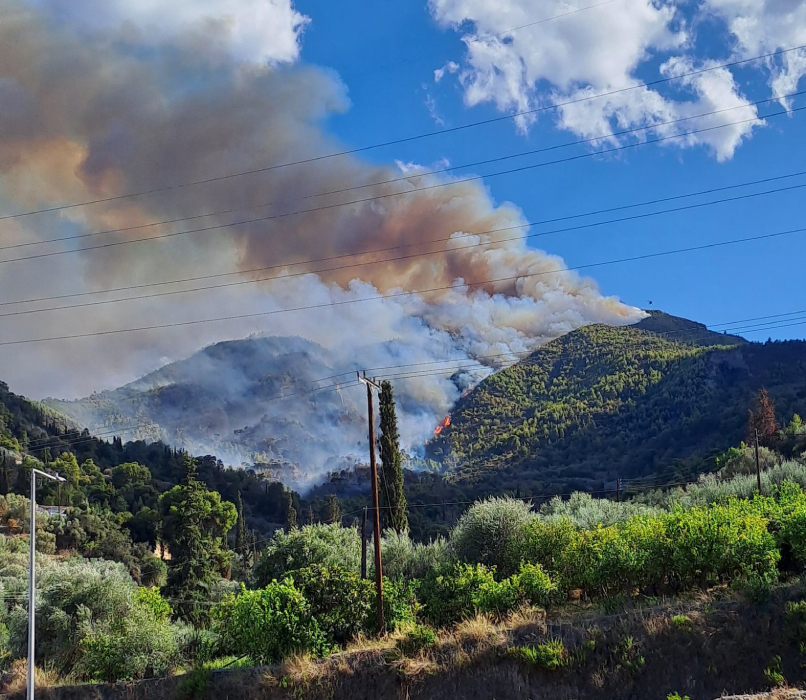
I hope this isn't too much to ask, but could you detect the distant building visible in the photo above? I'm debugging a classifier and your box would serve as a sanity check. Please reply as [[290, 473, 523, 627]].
[[37, 505, 65, 518]]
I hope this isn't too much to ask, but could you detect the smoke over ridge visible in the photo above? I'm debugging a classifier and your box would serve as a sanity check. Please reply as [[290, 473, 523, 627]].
[[0, 0, 644, 480]]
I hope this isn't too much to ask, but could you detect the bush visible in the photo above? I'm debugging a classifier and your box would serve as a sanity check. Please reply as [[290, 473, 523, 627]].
[[382, 531, 452, 580], [508, 639, 567, 670], [764, 654, 785, 687], [671, 614, 692, 631], [418, 563, 498, 627], [396, 624, 437, 655], [717, 444, 779, 478], [380, 577, 419, 632], [290, 565, 374, 645], [254, 524, 361, 585], [664, 502, 779, 590], [212, 582, 330, 664], [520, 517, 578, 584], [9, 557, 138, 669], [35, 531, 56, 555], [540, 492, 659, 529], [515, 562, 555, 607], [135, 587, 173, 623], [77, 600, 182, 682], [476, 575, 521, 618], [451, 497, 535, 576]]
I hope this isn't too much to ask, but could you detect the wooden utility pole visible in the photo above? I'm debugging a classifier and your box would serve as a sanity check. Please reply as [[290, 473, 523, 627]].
[[361, 506, 368, 580], [358, 371, 385, 633], [754, 428, 762, 494], [616, 478, 621, 503]]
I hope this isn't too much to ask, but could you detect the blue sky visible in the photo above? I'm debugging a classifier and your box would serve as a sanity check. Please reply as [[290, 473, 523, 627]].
[[295, 0, 806, 339]]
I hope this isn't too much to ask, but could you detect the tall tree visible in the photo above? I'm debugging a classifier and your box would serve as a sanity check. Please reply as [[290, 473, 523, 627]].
[[235, 490, 247, 556], [159, 456, 237, 624], [378, 381, 407, 533], [285, 492, 297, 531], [325, 494, 341, 524], [748, 387, 779, 447]]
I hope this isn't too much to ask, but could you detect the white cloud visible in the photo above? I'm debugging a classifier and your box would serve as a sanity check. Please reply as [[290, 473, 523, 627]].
[[704, 0, 806, 109], [428, 0, 773, 159], [31, 0, 310, 64]]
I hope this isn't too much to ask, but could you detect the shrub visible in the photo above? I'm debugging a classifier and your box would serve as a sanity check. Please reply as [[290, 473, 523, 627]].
[[663, 502, 779, 590], [396, 624, 437, 655], [476, 576, 521, 618], [418, 563, 497, 627], [77, 601, 182, 682], [612, 635, 644, 677], [515, 562, 555, 607], [34, 531, 56, 555], [212, 582, 330, 664], [8, 557, 137, 669], [290, 565, 374, 644], [135, 587, 173, 623], [380, 576, 419, 632], [382, 530, 452, 580], [671, 614, 692, 631], [764, 655, 785, 687], [509, 639, 567, 671], [717, 444, 779, 478], [519, 517, 578, 585], [254, 524, 361, 585], [540, 492, 659, 529], [451, 497, 535, 576]]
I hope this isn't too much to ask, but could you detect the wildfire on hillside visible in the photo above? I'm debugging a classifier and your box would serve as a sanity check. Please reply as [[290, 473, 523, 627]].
[[434, 415, 451, 436]]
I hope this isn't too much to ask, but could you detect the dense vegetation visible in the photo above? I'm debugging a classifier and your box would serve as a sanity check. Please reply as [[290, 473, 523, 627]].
[[1, 315, 806, 690], [429, 318, 806, 498]]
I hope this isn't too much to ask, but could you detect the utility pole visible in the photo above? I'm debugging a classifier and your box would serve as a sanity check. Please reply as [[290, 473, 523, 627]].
[[28, 467, 65, 700], [358, 371, 384, 633], [361, 506, 367, 580], [616, 478, 621, 503], [754, 428, 762, 494]]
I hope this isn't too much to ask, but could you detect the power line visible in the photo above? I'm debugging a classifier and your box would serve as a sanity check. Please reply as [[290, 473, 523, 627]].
[[2, 223, 805, 347], [6, 87, 799, 260], [20, 304, 805, 451], [3, 173, 805, 320], [2, 44, 804, 222], [34, 310, 804, 449], [3, 103, 802, 269], [5, 162, 805, 311], [24, 382, 359, 451]]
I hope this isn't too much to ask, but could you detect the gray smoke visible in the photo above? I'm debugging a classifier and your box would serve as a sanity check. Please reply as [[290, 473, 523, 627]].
[[0, 0, 645, 480]]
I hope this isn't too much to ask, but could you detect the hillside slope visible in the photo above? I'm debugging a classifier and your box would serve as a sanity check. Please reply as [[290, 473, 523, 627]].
[[429, 320, 806, 497], [46, 336, 367, 486]]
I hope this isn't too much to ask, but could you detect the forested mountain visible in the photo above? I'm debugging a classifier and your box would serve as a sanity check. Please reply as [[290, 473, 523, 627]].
[[46, 336, 367, 486], [428, 313, 806, 498], [0, 380, 299, 537]]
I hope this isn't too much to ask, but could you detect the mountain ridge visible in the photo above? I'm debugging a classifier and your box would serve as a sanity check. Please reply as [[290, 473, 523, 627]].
[[427, 315, 806, 497]]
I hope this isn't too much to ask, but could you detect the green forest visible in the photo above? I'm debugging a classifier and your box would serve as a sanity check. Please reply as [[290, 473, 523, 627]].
[[429, 320, 806, 499]]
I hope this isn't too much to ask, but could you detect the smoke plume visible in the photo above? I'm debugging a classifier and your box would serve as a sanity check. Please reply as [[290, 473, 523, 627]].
[[0, 0, 644, 479]]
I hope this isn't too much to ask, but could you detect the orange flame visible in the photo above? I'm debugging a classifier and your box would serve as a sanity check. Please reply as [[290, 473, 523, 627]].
[[433, 415, 451, 436]]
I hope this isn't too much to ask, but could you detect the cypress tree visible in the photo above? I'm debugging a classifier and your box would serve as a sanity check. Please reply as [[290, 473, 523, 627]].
[[235, 490, 246, 556], [286, 492, 297, 531], [378, 380, 407, 533], [325, 494, 341, 524]]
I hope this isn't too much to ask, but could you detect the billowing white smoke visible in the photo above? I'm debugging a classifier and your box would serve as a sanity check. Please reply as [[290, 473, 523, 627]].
[[0, 0, 644, 479]]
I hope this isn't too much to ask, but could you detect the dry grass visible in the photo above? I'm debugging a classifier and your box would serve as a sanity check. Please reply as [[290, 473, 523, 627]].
[[279, 652, 328, 686], [453, 613, 502, 645], [0, 660, 60, 695], [343, 631, 399, 655], [394, 652, 439, 679]]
